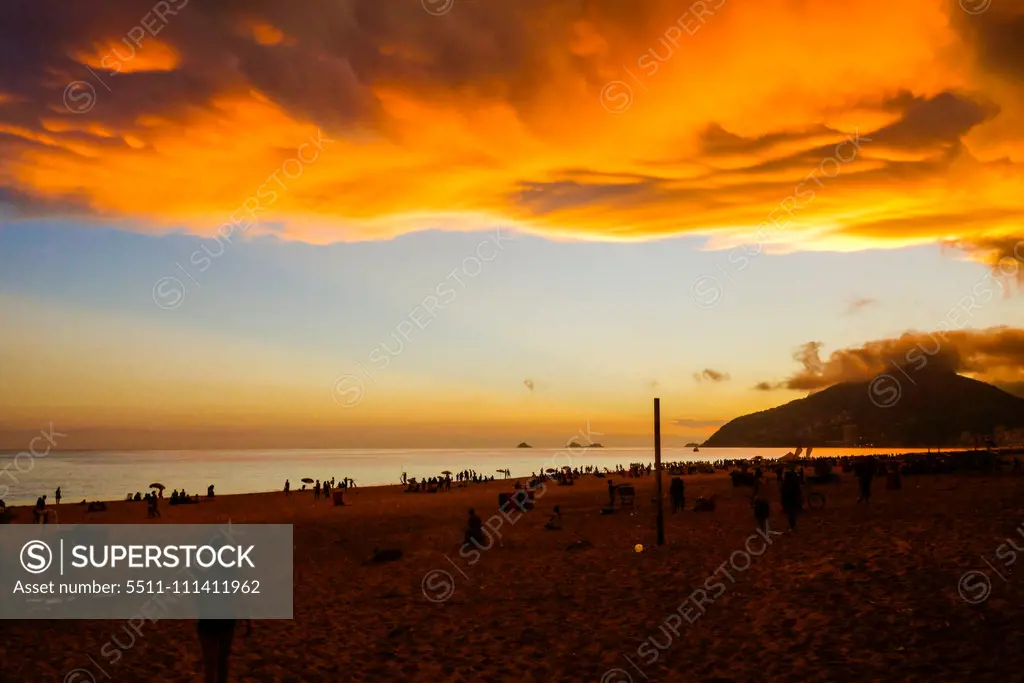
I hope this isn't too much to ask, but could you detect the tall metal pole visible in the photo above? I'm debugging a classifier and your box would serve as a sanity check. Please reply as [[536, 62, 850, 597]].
[[655, 397, 664, 545]]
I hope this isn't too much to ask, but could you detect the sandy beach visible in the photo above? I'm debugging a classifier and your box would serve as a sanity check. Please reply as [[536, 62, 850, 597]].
[[4, 470, 1024, 682]]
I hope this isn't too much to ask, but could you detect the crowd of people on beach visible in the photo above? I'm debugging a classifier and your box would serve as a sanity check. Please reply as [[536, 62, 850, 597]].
[[400, 469, 501, 493], [4, 447, 1017, 529], [281, 477, 357, 501]]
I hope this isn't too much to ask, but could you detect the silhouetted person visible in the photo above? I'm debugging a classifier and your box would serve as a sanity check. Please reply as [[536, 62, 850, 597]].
[[55, 487, 61, 505], [545, 505, 562, 530], [780, 471, 802, 531], [197, 619, 251, 683], [207, 484, 215, 498], [314, 480, 321, 501], [607, 480, 616, 507], [753, 498, 770, 534], [148, 494, 160, 518], [464, 508, 485, 547], [284, 479, 290, 496], [857, 458, 875, 504], [669, 477, 685, 513]]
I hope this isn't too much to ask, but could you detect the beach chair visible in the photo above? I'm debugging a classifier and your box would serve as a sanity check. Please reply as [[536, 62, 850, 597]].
[[617, 486, 636, 507]]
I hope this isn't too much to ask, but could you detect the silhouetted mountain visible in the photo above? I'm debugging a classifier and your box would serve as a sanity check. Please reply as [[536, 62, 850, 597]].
[[517, 442, 532, 448], [705, 370, 1024, 447]]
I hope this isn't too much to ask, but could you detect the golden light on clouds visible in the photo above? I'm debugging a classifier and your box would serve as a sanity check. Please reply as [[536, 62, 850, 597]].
[[73, 39, 181, 74], [0, 0, 1020, 263], [250, 22, 287, 46]]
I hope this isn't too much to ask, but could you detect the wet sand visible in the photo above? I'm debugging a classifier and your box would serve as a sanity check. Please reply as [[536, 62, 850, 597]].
[[4, 471, 1024, 682]]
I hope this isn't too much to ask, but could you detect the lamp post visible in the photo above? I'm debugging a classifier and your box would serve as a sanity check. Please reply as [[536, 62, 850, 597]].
[[655, 397, 664, 546]]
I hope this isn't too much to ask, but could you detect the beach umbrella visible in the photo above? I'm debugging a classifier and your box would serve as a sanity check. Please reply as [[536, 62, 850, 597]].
[[441, 470, 452, 475], [301, 477, 314, 484], [544, 468, 556, 474], [149, 483, 165, 490], [495, 469, 505, 473]]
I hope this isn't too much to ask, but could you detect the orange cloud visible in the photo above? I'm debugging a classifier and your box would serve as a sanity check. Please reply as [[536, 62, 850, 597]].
[[73, 39, 181, 74], [756, 327, 1024, 397], [250, 22, 287, 46], [0, 0, 1022, 266]]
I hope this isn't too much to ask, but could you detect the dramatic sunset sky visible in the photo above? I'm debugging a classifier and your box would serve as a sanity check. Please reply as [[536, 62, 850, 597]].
[[1, 0, 1023, 448]]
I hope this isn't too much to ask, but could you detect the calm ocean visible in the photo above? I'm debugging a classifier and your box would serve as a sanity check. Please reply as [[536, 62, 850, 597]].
[[0, 447, 927, 506]]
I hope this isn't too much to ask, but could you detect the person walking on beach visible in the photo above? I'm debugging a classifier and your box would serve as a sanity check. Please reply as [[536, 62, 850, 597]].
[[148, 493, 161, 519], [465, 508, 485, 547], [856, 458, 875, 504], [669, 477, 685, 513], [55, 487, 61, 505], [197, 619, 251, 683], [314, 480, 321, 501], [33, 495, 47, 523], [780, 470, 802, 532], [753, 497, 770, 534], [750, 471, 763, 502], [284, 479, 290, 496]]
